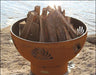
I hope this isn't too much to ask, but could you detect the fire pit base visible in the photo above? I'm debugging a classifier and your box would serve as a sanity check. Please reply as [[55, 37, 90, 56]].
[[10, 18, 87, 75], [30, 71, 68, 75], [30, 63, 68, 75]]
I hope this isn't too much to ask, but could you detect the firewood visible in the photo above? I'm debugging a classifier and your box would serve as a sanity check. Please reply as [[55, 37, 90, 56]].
[[20, 6, 79, 42], [46, 12, 58, 42], [66, 16, 71, 24], [62, 10, 65, 17], [27, 11, 32, 19], [46, 10, 66, 41], [40, 16, 49, 42], [62, 10, 77, 37], [28, 12, 40, 41], [62, 10, 77, 38], [63, 26, 71, 40], [19, 21, 26, 36], [55, 10, 77, 38], [27, 22, 40, 41], [35, 6, 40, 15], [20, 12, 39, 40], [47, 10, 77, 40], [65, 17, 77, 38], [40, 8, 49, 42], [20, 12, 36, 39], [62, 10, 71, 24], [62, 9, 71, 24], [34, 6, 40, 25], [40, 16, 45, 42], [65, 17, 77, 36], [27, 6, 40, 24], [54, 5, 56, 9], [58, 6, 62, 13], [20, 6, 40, 41], [47, 6, 54, 12], [42, 8, 47, 16]]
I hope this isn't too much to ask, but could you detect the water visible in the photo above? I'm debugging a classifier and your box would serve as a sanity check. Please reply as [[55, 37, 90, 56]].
[[1, 1, 95, 35]]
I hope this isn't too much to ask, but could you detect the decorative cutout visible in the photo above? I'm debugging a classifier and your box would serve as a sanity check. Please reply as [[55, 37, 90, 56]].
[[32, 48, 53, 60], [77, 26, 84, 35], [73, 43, 81, 54], [40, 71, 49, 74]]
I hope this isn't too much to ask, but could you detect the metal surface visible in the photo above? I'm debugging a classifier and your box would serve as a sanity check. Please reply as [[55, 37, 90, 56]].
[[30, 71, 68, 75], [10, 17, 87, 75]]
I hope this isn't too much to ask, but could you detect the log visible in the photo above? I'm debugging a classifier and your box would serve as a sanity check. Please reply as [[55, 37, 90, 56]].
[[58, 6, 61, 11], [54, 5, 56, 9], [40, 16, 45, 42], [66, 16, 71, 24], [20, 6, 78, 42], [35, 6, 40, 15], [46, 11, 58, 42], [20, 6, 40, 41], [47, 11, 66, 41], [63, 26, 71, 40], [28, 22, 40, 41], [62, 9, 71, 23], [62, 10, 71, 23], [62, 10, 72, 40], [66, 17, 77, 38], [47, 10, 77, 41], [40, 8, 49, 42], [19, 21, 26, 36], [56, 10, 77, 38], [28, 12, 40, 41], [20, 12, 40, 41], [34, 6, 40, 26], [27, 11, 32, 19], [20, 12, 35, 39], [27, 6, 40, 24], [62, 10, 77, 38], [47, 6, 54, 12], [65, 17, 77, 38], [62, 10, 65, 17], [42, 8, 47, 16]]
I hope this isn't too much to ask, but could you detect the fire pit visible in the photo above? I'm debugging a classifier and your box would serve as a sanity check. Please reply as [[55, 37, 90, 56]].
[[10, 17, 87, 75]]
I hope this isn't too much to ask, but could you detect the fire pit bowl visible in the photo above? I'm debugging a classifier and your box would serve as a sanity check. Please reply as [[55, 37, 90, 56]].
[[10, 17, 87, 75]]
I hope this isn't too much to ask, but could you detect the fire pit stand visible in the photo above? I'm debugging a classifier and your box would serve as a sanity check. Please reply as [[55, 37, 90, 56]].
[[10, 17, 87, 75]]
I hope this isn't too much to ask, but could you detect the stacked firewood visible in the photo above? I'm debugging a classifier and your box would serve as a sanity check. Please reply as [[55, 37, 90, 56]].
[[19, 6, 83, 42]]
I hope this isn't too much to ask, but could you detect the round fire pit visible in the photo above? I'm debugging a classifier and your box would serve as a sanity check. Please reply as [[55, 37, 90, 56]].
[[10, 17, 87, 75]]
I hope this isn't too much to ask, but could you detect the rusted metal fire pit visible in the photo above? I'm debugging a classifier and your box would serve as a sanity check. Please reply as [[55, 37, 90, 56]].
[[10, 17, 87, 75]]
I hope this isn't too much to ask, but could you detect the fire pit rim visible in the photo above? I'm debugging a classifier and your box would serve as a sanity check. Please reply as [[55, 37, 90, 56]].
[[10, 17, 87, 44]]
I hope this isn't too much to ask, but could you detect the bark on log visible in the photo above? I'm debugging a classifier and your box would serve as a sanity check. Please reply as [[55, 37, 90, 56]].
[[40, 8, 49, 42], [58, 6, 62, 13], [63, 26, 71, 40], [54, 5, 56, 9], [47, 10, 77, 41], [62, 10, 77, 38], [35, 6, 40, 15], [55, 10, 77, 38], [62, 10, 65, 17], [47, 6, 54, 12], [66, 16, 71, 24], [20, 6, 78, 42], [19, 21, 26, 36], [20, 12, 40, 41], [28, 22, 39, 41], [46, 11, 58, 42], [46, 10, 66, 41]]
